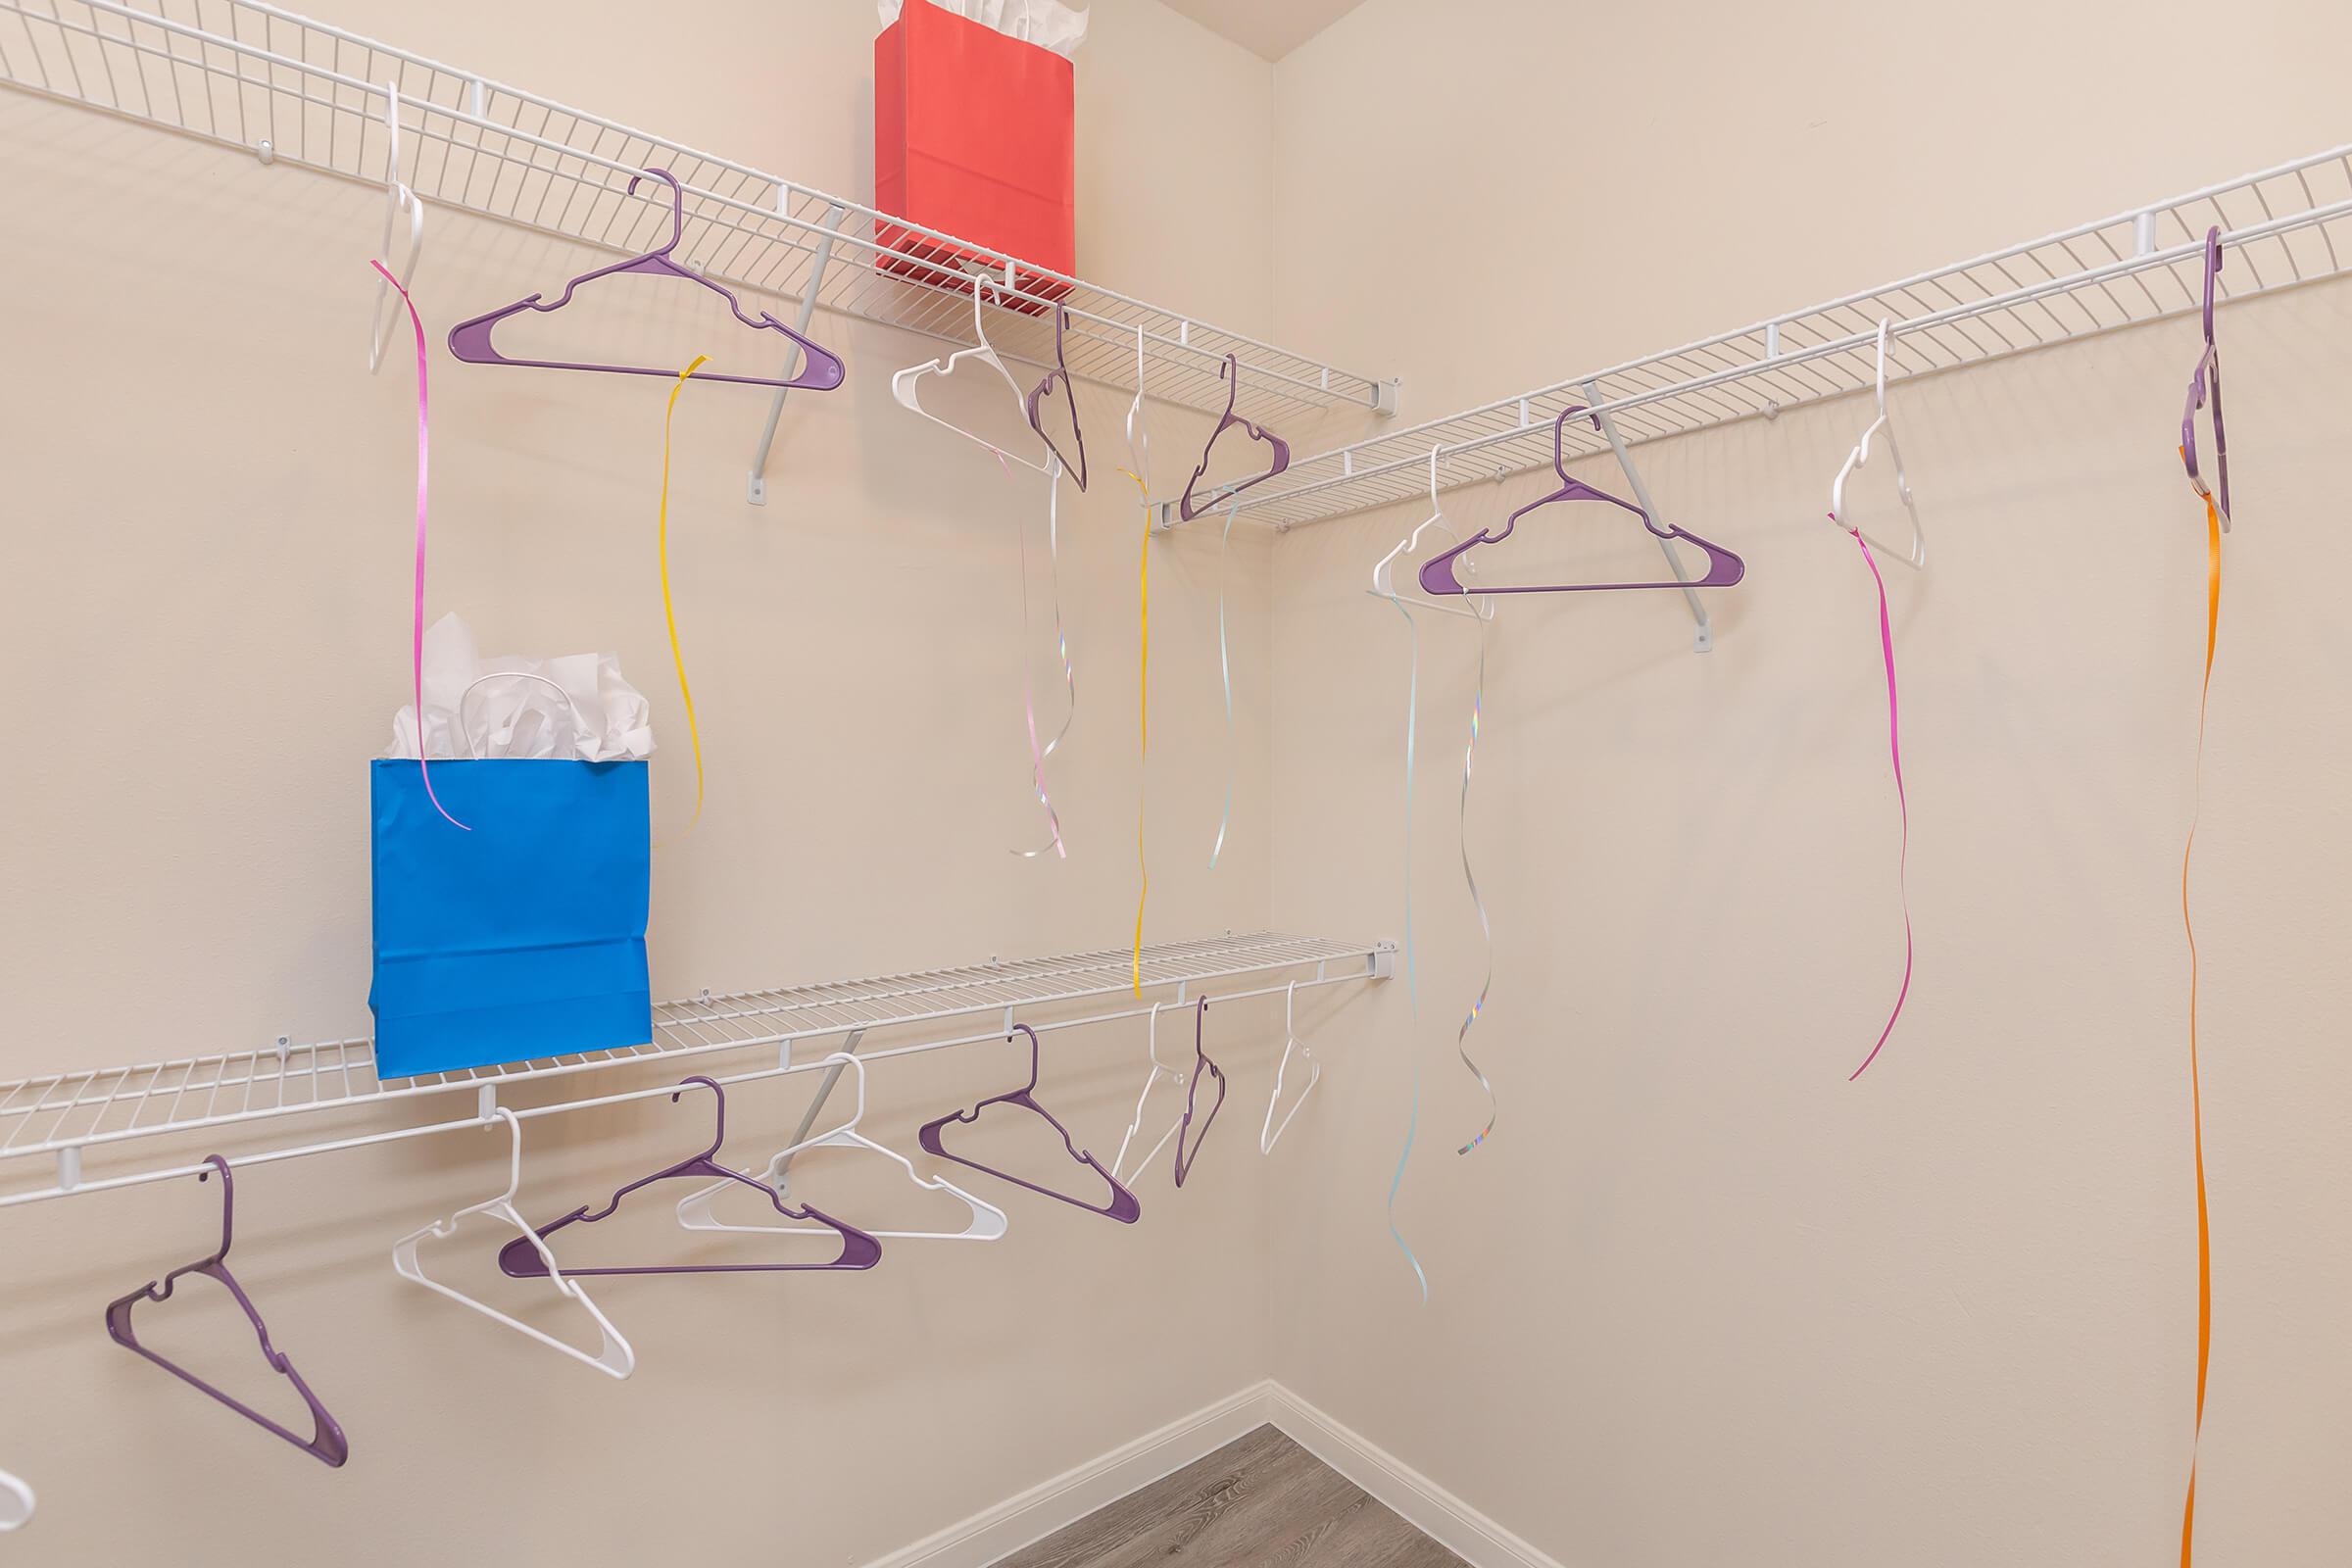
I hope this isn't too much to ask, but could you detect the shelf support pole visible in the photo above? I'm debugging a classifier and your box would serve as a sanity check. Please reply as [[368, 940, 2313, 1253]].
[[1580, 379, 1712, 653], [747, 202, 850, 507]]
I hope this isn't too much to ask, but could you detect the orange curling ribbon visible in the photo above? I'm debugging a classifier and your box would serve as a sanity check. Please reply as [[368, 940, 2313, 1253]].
[[2178, 474, 2219, 1568], [659, 357, 710, 841]]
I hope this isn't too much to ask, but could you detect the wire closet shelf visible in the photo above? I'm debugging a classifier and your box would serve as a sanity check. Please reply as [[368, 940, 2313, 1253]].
[[0, 933, 1388, 1207], [1200, 139, 2352, 530], [0, 0, 1392, 425]]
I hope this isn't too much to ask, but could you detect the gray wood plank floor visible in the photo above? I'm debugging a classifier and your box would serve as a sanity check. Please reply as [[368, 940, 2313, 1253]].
[[993, 1425, 1465, 1568]]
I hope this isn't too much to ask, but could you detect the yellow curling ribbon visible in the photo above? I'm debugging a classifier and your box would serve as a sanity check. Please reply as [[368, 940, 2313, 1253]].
[[659, 356, 710, 841], [2179, 476, 2220, 1568], [1123, 466, 1152, 995]]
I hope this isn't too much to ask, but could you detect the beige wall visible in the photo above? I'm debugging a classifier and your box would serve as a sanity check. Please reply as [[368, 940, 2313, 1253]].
[[0, 3, 1347, 1564], [1266, 2, 2352, 1566]]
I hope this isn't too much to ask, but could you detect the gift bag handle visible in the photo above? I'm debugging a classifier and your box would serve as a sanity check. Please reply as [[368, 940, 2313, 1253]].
[[454, 672, 598, 760]]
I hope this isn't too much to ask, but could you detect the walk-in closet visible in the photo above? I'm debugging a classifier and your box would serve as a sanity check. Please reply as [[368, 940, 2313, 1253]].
[[1, 1, 2346, 1564]]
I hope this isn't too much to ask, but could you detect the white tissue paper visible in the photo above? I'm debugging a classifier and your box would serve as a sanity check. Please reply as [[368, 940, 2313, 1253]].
[[385, 613, 657, 762], [879, 0, 1087, 59]]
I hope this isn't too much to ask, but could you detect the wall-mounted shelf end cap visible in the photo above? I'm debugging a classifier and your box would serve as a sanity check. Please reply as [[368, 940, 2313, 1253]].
[[1373, 379, 1401, 417]]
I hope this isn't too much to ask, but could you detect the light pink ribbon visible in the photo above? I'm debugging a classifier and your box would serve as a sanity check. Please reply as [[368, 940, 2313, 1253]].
[[1847, 532, 1908, 1078], [372, 260, 466, 831]]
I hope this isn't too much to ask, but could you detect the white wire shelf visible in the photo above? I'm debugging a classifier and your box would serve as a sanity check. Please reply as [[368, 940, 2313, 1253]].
[[0, 931, 1391, 1206], [1199, 138, 2352, 531], [0, 0, 1394, 427]]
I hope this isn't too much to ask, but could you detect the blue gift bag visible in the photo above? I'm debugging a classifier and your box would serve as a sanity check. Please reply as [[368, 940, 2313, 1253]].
[[368, 759, 652, 1080]]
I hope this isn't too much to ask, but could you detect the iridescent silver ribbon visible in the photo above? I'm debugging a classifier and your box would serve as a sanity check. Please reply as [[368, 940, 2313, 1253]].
[[1012, 455, 1076, 859], [1385, 594, 1429, 1304], [1454, 615, 1496, 1154], [1208, 493, 1241, 868]]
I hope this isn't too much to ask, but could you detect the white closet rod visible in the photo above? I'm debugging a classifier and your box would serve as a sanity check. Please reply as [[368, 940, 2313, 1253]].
[[0, 934, 1377, 1170], [0, 964, 1380, 1210], [0, 0, 1395, 424], [1190, 136, 2352, 530]]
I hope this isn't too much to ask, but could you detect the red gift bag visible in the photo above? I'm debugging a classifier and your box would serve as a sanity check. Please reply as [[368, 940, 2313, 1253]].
[[875, 0, 1075, 312]]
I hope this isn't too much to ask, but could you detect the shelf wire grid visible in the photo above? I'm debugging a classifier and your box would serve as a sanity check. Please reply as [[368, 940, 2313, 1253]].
[[0, 932, 1379, 1173], [1225, 140, 2352, 529], [0, 0, 1387, 425]]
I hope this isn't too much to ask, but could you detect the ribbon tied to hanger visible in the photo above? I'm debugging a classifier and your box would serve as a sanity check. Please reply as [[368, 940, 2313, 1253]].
[[1841, 532, 1911, 1081], [2175, 455, 2222, 1568], [659, 356, 712, 840], [2174, 225, 2227, 1568], [372, 260, 466, 831]]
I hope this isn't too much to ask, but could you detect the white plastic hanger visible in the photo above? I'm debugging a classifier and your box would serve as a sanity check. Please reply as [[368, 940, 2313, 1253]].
[[391, 1109, 635, 1380], [1369, 448, 1497, 620], [0, 1467, 31, 1533], [891, 277, 1052, 473], [368, 80, 427, 374], [675, 1054, 1007, 1241], [1827, 320, 1926, 568], [1111, 1002, 1188, 1188], [1259, 980, 1321, 1153]]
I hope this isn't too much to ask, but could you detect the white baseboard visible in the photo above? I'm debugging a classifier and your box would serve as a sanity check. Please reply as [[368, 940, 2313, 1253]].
[[863, 1379, 1562, 1568], [863, 1381, 1279, 1568], [1264, 1384, 1568, 1568]]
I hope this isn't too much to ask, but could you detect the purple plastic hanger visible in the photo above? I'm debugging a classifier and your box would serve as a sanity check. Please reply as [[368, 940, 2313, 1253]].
[[497, 1077, 881, 1277], [2180, 225, 2230, 529], [1178, 354, 1291, 521], [105, 1157, 349, 1468], [448, 168, 848, 390], [918, 1025, 1142, 1223], [1170, 998, 1226, 1189], [1419, 406, 1745, 596], [1025, 306, 1089, 491]]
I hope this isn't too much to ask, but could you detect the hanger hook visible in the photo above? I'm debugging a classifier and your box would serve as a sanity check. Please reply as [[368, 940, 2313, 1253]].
[[828, 1052, 872, 1127], [2201, 225, 2223, 343], [1874, 319, 1892, 413], [970, 270, 996, 346], [1285, 979, 1297, 1037], [487, 1106, 525, 1204], [670, 1074, 727, 1160], [196, 1154, 235, 1265], [1372, 453, 1469, 602], [625, 168, 686, 257], [1008, 1022, 1044, 1096], [382, 78, 403, 192], [1549, 404, 1587, 481]]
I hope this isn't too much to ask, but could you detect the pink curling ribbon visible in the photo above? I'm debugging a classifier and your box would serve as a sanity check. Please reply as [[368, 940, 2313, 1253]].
[[1845, 531, 1909, 1079], [372, 260, 466, 831]]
